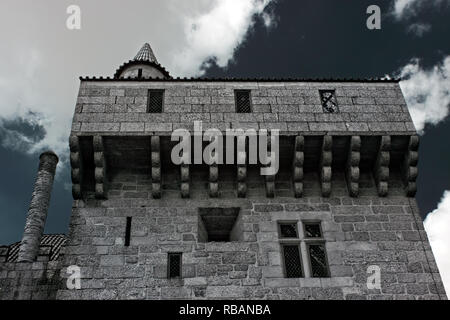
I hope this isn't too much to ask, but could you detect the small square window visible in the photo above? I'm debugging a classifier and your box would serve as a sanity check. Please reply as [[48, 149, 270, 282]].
[[168, 253, 182, 279], [198, 208, 240, 242], [282, 244, 303, 278], [147, 89, 164, 113], [278, 222, 298, 238], [319, 90, 339, 113], [235, 90, 252, 113], [304, 222, 322, 238], [307, 243, 329, 277]]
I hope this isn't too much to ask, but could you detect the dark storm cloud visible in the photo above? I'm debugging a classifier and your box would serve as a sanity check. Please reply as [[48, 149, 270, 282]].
[[0, 111, 47, 152]]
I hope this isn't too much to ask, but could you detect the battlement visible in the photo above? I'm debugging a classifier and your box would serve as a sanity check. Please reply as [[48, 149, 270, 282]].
[[70, 78, 418, 201]]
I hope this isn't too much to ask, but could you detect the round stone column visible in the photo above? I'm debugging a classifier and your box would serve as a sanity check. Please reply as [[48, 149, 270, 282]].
[[18, 151, 59, 262]]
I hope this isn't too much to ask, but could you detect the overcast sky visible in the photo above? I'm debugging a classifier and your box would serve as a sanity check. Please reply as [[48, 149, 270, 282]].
[[0, 0, 449, 295]]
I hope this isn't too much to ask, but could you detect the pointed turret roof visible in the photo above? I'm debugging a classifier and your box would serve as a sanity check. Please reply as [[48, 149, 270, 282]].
[[133, 43, 158, 63], [113, 43, 171, 79]]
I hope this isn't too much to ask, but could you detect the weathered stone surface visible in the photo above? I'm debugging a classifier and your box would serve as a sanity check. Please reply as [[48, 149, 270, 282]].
[[72, 80, 417, 136], [1, 52, 444, 300]]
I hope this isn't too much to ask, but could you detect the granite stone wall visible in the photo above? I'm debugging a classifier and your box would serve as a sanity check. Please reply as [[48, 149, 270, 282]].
[[0, 257, 62, 300], [51, 172, 446, 300], [71, 81, 416, 136], [1, 80, 445, 300]]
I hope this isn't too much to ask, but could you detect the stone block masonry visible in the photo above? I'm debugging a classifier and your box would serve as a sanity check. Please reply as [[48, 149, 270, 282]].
[[49, 190, 445, 300], [0, 43, 445, 300], [7, 173, 445, 300], [72, 80, 415, 136], [0, 261, 62, 300]]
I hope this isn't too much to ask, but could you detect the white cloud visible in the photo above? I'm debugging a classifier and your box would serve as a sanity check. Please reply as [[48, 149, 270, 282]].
[[170, 0, 274, 76], [391, 0, 448, 36], [0, 0, 275, 167], [407, 23, 431, 37], [392, 0, 419, 19], [424, 191, 450, 298], [0, 48, 72, 158], [399, 56, 450, 132], [392, 0, 450, 19]]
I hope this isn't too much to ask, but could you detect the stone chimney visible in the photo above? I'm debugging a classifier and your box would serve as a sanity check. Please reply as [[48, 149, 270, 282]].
[[18, 151, 59, 262]]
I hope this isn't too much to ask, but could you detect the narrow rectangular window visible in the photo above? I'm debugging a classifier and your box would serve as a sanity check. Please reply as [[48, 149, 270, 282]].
[[303, 221, 329, 277], [282, 244, 303, 278], [138, 68, 143, 78], [147, 89, 164, 113], [235, 90, 252, 113], [168, 253, 182, 279], [307, 243, 330, 277], [124, 217, 132, 247]]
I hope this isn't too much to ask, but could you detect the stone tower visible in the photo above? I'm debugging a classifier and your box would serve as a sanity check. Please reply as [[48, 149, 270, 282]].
[[0, 43, 446, 300]]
